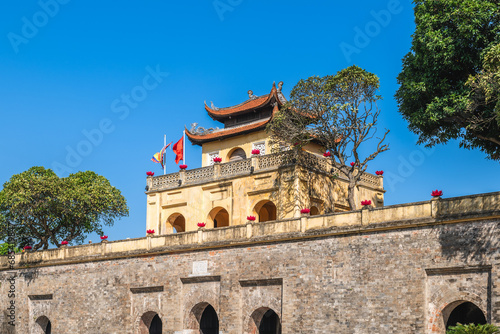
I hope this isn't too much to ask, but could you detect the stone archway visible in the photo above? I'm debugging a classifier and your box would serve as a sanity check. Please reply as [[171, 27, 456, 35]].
[[34, 316, 51, 334], [428, 286, 488, 333], [310, 206, 320, 216], [165, 213, 186, 233], [247, 307, 281, 334], [445, 301, 487, 329], [139, 311, 163, 334], [253, 200, 277, 222], [187, 302, 219, 334], [207, 207, 229, 228]]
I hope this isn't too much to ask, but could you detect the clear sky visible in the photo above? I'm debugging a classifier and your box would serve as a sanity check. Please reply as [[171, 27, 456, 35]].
[[0, 1, 498, 244]]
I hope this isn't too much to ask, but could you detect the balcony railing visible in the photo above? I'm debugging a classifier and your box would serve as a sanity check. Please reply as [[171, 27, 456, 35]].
[[149, 151, 382, 191]]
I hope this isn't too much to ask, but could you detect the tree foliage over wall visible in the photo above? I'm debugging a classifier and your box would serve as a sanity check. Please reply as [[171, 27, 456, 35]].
[[396, 0, 500, 160], [267, 66, 389, 210], [0, 167, 129, 250]]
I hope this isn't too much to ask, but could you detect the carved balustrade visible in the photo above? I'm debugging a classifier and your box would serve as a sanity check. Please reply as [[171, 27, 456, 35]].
[[149, 151, 382, 191]]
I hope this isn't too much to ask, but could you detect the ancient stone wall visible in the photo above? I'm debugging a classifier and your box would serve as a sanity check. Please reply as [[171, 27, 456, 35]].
[[1, 192, 500, 334]]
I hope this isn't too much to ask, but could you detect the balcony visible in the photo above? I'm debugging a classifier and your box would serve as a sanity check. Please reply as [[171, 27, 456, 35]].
[[147, 150, 383, 192]]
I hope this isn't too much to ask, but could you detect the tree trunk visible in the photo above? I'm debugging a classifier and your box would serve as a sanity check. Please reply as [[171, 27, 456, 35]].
[[347, 181, 357, 210]]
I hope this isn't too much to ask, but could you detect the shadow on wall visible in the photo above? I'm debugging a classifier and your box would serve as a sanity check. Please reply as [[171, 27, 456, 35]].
[[438, 222, 500, 262]]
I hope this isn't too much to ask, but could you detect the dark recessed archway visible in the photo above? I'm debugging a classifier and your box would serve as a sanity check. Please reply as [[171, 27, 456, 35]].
[[200, 304, 219, 334], [166, 213, 186, 233], [446, 302, 487, 329], [208, 207, 229, 228], [149, 314, 162, 334], [259, 309, 281, 334], [254, 200, 277, 222], [248, 307, 282, 334], [310, 206, 320, 216], [139, 311, 163, 334], [35, 316, 51, 334]]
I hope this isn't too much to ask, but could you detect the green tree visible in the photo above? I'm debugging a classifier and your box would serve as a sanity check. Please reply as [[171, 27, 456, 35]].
[[267, 66, 389, 210], [447, 323, 500, 334], [0, 243, 20, 255], [0, 167, 129, 250], [396, 0, 500, 160]]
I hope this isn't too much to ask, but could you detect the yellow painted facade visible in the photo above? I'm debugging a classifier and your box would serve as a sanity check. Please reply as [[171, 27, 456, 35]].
[[146, 130, 385, 235]]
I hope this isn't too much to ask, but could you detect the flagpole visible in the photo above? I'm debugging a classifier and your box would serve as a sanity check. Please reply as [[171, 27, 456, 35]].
[[183, 130, 186, 165], [163, 134, 167, 175]]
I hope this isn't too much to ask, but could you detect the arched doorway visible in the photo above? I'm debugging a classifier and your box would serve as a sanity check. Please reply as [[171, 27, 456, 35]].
[[254, 200, 277, 222], [166, 213, 185, 233], [200, 304, 219, 334], [310, 206, 320, 216], [259, 309, 281, 334], [207, 207, 229, 228], [227, 147, 247, 162], [35, 316, 51, 334], [139, 311, 163, 334], [248, 307, 282, 334], [446, 302, 487, 329]]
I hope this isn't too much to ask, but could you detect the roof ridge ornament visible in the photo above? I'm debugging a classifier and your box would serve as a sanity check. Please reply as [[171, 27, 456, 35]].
[[277, 81, 287, 103], [190, 123, 219, 135], [248, 90, 258, 100]]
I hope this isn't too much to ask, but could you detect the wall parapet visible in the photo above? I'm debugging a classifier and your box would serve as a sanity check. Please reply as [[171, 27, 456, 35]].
[[2, 191, 500, 270], [148, 150, 383, 192]]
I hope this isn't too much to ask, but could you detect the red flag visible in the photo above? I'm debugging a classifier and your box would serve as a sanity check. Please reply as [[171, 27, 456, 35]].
[[173, 136, 184, 164]]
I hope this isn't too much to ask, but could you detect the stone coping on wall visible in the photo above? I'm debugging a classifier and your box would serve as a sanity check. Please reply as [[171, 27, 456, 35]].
[[1, 191, 499, 270]]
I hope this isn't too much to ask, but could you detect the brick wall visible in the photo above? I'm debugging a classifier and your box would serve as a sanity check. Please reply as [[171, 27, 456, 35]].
[[1, 193, 499, 333]]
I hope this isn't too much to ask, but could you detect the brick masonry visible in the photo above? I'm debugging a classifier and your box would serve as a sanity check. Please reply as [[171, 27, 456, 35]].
[[1, 195, 500, 333]]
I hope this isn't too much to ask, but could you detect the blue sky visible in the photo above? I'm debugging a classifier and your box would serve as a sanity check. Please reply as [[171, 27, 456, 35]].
[[0, 1, 498, 244]]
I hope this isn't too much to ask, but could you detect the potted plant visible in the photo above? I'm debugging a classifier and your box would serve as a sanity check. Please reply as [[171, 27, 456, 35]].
[[246, 215, 256, 222], [213, 157, 222, 163], [251, 149, 260, 155], [179, 164, 188, 170], [197, 222, 206, 228]]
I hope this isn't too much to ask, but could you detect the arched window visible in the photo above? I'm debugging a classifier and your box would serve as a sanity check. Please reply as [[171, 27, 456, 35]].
[[35, 316, 51, 334], [254, 200, 277, 222], [248, 307, 281, 334], [166, 213, 186, 234], [139, 311, 163, 334], [446, 302, 487, 329], [310, 206, 320, 216], [207, 207, 229, 228], [227, 147, 247, 162]]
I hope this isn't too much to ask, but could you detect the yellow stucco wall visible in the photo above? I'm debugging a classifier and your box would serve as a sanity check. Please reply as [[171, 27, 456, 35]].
[[147, 130, 385, 235], [200, 130, 328, 166]]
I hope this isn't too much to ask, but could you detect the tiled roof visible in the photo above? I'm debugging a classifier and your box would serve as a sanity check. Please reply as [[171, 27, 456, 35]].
[[204, 82, 282, 120], [186, 118, 272, 146]]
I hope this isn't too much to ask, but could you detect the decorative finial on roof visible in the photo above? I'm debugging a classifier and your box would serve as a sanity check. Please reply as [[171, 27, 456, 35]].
[[248, 90, 257, 100], [278, 81, 284, 92], [210, 101, 219, 111]]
